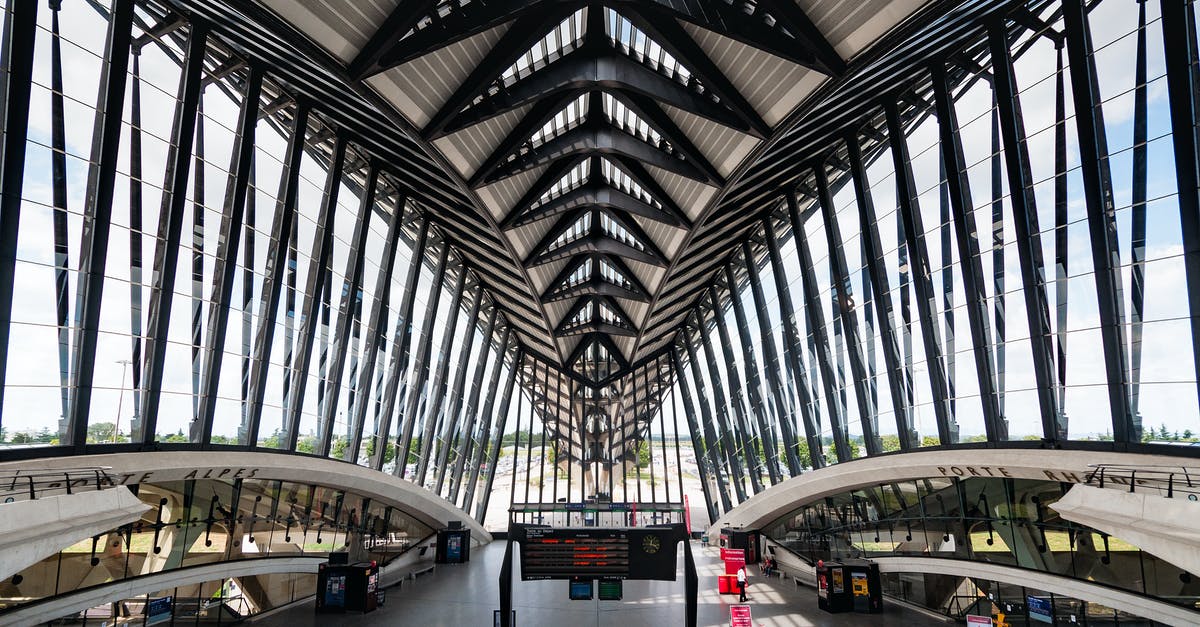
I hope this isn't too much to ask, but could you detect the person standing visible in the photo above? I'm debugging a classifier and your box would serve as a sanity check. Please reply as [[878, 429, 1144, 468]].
[[736, 565, 748, 602]]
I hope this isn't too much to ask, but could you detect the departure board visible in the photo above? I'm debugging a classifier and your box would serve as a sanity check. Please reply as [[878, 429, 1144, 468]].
[[515, 525, 682, 581], [521, 528, 630, 579]]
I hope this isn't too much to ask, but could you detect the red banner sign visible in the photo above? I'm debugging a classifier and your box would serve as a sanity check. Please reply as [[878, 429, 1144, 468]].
[[721, 548, 745, 575], [730, 605, 752, 627]]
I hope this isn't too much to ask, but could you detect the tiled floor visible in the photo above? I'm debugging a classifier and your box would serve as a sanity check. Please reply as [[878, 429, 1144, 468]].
[[253, 541, 941, 626]]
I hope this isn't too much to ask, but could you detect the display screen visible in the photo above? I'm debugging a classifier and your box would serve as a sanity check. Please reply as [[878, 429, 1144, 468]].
[[597, 579, 623, 601], [522, 528, 630, 579], [517, 526, 680, 581], [569, 579, 593, 600]]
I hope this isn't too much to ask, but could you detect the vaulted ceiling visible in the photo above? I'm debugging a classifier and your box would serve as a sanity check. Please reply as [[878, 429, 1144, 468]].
[[257, 0, 936, 385]]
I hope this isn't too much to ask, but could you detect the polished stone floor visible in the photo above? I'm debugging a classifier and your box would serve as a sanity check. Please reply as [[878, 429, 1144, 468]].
[[252, 541, 940, 626]]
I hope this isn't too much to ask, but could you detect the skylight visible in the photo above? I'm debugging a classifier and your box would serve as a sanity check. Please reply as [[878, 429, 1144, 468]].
[[526, 93, 589, 151], [598, 300, 627, 327], [600, 159, 662, 209], [498, 8, 587, 88], [604, 9, 693, 85], [602, 93, 671, 153], [565, 258, 593, 288], [547, 212, 592, 252], [600, 212, 645, 251], [599, 258, 635, 291], [568, 301, 595, 328], [531, 159, 591, 210]]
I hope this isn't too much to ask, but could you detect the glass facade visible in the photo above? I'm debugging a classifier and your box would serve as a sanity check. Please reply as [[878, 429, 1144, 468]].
[[0, 477, 432, 618], [763, 477, 1200, 611]]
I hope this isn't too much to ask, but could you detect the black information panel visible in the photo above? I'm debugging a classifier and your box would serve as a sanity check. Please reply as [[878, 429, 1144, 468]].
[[516, 525, 681, 581]]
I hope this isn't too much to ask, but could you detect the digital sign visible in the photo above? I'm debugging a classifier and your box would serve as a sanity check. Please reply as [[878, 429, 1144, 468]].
[[515, 525, 681, 581], [569, 579, 594, 600], [597, 579, 623, 601]]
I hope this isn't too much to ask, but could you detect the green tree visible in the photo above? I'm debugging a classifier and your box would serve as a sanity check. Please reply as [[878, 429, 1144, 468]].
[[162, 429, 188, 443], [331, 436, 348, 460], [880, 434, 902, 452], [296, 435, 317, 454], [1184, 429, 1194, 440], [10, 431, 33, 444], [636, 440, 651, 469], [365, 437, 396, 464], [920, 435, 941, 447]]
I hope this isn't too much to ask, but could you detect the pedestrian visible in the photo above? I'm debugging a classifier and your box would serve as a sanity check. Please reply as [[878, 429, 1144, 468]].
[[737, 565, 748, 602]]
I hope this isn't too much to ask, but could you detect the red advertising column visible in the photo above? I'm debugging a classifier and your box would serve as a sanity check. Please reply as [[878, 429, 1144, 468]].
[[730, 605, 753, 627]]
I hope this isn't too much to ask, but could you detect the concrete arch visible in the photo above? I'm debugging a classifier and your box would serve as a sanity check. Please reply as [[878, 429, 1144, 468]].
[[871, 557, 1200, 625], [1, 556, 325, 627], [0, 451, 491, 545], [707, 448, 1194, 535]]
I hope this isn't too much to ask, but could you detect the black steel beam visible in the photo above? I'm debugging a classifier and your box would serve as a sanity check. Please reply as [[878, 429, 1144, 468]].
[[707, 286, 763, 493], [931, 62, 1007, 442], [194, 67, 263, 444], [883, 100, 956, 445], [742, 241, 802, 475], [674, 342, 728, 516], [988, 22, 1061, 441], [812, 165, 882, 456], [282, 136, 348, 448], [372, 217, 429, 470], [441, 53, 749, 136], [845, 131, 914, 449], [726, 262, 782, 483], [777, 201, 845, 465], [316, 162, 379, 456], [505, 180, 683, 230], [395, 239, 451, 477], [450, 305, 499, 504], [424, 7, 581, 138], [413, 256, 466, 482], [477, 347, 522, 523], [348, 190, 407, 463], [66, 0, 135, 448], [346, 0, 439, 79], [1158, 0, 1200, 421], [0, 0, 40, 429], [463, 323, 512, 510], [692, 307, 747, 503], [434, 282, 484, 494]]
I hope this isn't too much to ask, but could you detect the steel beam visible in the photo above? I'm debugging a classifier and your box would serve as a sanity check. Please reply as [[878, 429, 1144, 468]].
[[417, 275, 472, 484], [434, 283, 484, 494], [1159, 0, 1200, 419], [464, 324, 512, 511], [671, 347, 721, 521], [0, 0, 40, 429], [763, 213, 829, 468], [691, 308, 748, 503], [883, 100, 956, 445], [243, 101, 310, 447], [707, 286, 764, 493], [449, 305, 499, 504], [395, 238, 450, 476], [742, 241, 801, 475], [281, 136, 348, 448], [194, 67, 264, 444], [316, 162, 378, 456], [65, 0, 135, 448], [372, 218, 428, 470], [845, 132, 914, 449], [725, 263, 783, 483], [348, 190, 408, 462], [988, 23, 1062, 441], [931, 64, 1008, 442], [812, 165, 882, 455]]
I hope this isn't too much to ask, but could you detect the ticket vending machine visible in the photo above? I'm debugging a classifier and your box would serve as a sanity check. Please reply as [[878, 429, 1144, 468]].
[[316, 561, 379, 614], [816, 561, 881, 614], [718, 527, 760, 564]]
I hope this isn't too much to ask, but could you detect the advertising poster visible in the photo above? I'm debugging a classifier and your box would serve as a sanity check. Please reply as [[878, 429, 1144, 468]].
[[831, 569, 844, 594], [730, 604, 753, 627], [817, 571, 828, 599], [721, 548, 745, 575], [966, 615, 993, 626]]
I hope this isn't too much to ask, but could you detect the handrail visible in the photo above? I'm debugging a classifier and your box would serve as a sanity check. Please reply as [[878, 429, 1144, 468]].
[[1085, 463, 1200, 500], [0, 467, 114, 502]]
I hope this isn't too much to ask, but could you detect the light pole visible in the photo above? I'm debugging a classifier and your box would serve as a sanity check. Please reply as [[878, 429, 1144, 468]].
[[114, 359, 131, 443]]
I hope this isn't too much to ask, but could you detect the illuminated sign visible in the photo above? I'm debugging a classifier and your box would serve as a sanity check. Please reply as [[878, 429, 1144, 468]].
[[516, 526, 680, 581]]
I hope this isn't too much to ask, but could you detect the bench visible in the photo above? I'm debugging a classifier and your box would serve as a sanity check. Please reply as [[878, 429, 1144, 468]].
[[408, 563, 436, 580]]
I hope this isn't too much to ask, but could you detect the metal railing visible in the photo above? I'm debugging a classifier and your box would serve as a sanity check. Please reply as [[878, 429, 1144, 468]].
[[1086, 464, 1200, 500], [0, 467, 114, 502]]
